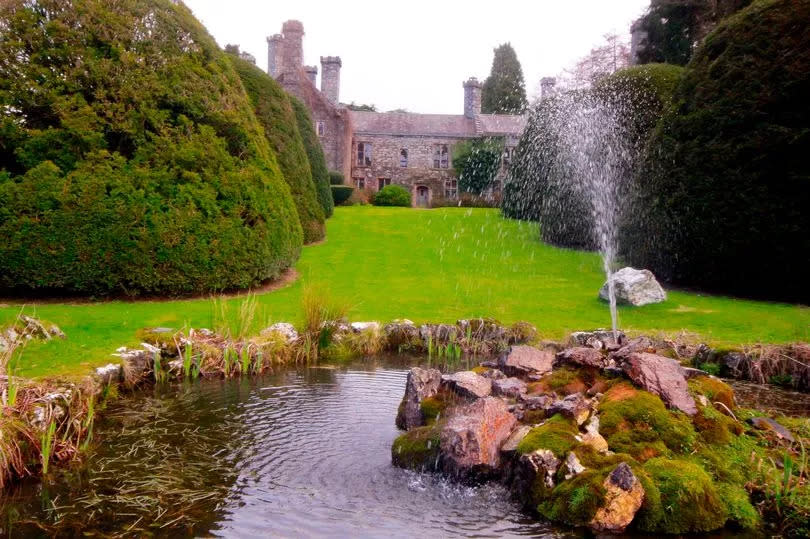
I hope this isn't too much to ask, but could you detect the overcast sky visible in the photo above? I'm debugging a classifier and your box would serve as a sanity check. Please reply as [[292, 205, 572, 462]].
[[183, 1, 650, 114]]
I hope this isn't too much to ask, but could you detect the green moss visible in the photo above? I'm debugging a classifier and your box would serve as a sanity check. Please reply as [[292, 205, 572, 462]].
[[134, 328, 179, 349], [391, 425, 440, 471], [537, 469, 607, 526], [516, 414, 579, 458], [599, 386, 697, 461], [718, 482, 761, 530], [419, 389, 456, 425], [693, 403, 742, 444], [520, 409, 546, 425], [689, 375, 736, 410], [640, 457, 728, 533]]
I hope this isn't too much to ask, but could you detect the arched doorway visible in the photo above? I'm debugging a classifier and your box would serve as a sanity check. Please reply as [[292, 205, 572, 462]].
[[415, 185, 430, 208]]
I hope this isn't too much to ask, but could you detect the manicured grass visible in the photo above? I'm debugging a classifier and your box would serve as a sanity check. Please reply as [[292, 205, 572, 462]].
[[1, 206, 808, 379]]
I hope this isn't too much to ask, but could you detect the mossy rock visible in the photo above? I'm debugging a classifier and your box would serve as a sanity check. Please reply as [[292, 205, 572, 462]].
[[517, 414, 579, 458], [537, 468, 607, 526], [134, 327, 179, 351], [391, 425, 440, 471], [689, 376, 736, 410], [599, 383, 697, 461], [419, 388, 458, 425], [508, 321, 538, 344], [639, 457, 728, 533], [693, 403, 743, 444]]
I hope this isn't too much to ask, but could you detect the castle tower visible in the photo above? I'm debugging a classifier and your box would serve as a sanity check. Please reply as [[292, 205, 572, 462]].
[[463, 77, 482, 119], [280, 20, 304, 74], [266, 34, 283, 78], [320, 56, 342, 105], [303, 65, 318, 85], [540, 77, 557, 100]]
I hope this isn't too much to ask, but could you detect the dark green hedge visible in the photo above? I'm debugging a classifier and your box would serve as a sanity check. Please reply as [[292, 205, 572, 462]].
[[373, 185, 411, 207], [290, 98, 334, 219], [331, 185, 354, 205], [627, 0, 810, 302], [0, 0, 302, 296], [329, 171, 345, 185], [230, 55, 325, 243]]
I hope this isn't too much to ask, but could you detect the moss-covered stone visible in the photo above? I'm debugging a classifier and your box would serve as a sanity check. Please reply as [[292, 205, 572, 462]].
[[640, 457, 728, 533], [134, 328, 179, 350], [391, 425, 441, 471], [689, 375, 736, 410], [419, 388, 457, 425], [693, 403, 742, 444], [599, 383, 697, 461], [517, 414, 579, 458], [537, 468, 607, 526]]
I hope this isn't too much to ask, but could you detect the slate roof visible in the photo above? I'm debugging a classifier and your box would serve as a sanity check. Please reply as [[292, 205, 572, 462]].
[[349, 110, 526, 138]]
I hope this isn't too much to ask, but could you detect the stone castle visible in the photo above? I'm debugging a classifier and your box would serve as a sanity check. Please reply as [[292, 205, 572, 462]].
[[267, 20, 526, 206]]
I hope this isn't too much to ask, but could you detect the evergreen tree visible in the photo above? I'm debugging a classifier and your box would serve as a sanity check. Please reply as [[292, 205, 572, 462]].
[[481, 43, 528, 114]]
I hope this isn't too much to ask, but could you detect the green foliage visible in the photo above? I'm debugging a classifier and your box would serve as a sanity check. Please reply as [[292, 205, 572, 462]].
[[628, 0, 810, 303], [481, 43, 528, 114], [373, 185, 411, 207], [330, 185, 354, 206], [452, 138, 503, 195], [290, 98, 334, 218], [599, 385, 697, 460], [517, 414, 579, 458], [537, 469, 607, 526], [640, 457, 728, 533], [230, 55, 325, 243], [329, 171, 344, 185], [0, 0, 302, 296]]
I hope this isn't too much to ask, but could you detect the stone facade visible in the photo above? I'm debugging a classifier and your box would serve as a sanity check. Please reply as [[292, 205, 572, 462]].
[[266, 20, 527, 206]]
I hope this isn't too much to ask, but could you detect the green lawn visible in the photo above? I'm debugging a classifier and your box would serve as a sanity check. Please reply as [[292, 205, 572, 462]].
[[2, 206, 808, 379]]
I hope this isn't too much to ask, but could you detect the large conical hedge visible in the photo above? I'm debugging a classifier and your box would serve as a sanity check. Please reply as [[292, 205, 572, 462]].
[[0, 0, 303, 296], [290, 98, 334, 218], [230, 55, 326, 243], [628, 0, 810, 302]]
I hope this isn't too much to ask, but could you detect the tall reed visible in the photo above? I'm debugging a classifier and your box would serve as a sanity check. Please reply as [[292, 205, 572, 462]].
[[299, 285, 349, 361], [40, 420, 56, 475]]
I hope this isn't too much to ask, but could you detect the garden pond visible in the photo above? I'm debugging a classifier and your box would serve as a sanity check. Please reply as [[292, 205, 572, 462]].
[[1, 357, 808, 537]]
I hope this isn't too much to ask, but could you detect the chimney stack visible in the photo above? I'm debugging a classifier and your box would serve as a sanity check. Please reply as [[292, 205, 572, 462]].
[[463, 77, 482, 119], [320, 56, 342, 105], [280, 20, 304, 74], [266, 34, 283, 78], [304, 65, 318, 86]]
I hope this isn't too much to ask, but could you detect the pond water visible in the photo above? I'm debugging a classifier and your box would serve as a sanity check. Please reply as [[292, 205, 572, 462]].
[[1, 359, 568, 538], [1, 359, 805, 538]]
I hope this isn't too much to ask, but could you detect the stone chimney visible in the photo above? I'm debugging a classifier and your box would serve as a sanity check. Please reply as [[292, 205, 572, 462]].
[[280, 20, 304, 74], [304, 65, 318, 86], [320, 56, 342, 105], [540, 77, 557, 100], [463, 77, 482, 119], [266, 34, 283, 78]]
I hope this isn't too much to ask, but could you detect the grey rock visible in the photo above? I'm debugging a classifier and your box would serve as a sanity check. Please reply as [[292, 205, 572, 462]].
[[260, 323, 299, 343], [94, 363, 122, 384], [492, 377, 527, 399], [569, 329, 626, 348], [556, 347, 608, 369], [351, 321, 380, 333], [548, 393, 591, 425], [609, 336, 656, 361], [396, 367, 442, 430], [498, 345, 554, 376], [520, 394, 552, 411], [564, 451, 586, 480], [748, 417, 795, 443], [481, 368, 506, 380], [621, 353, 697, 415], [520, 449, 560, 489], [501, 424, 533, 454], [599, 267, 667, 306], [442, 371, 492, 400]]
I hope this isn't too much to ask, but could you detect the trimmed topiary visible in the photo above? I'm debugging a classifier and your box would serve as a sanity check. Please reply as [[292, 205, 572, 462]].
[[290, 98, 334, 218], [230, 55, 325, 243], [329, 171, 344, 185], [373, 185, 411, 207], [0, 0, 302, 296], [330, 185, 354, 206], [626, 0, 810, 302]]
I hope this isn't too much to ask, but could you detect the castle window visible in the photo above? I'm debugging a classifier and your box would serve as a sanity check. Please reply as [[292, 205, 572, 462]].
[[354, 177, 365, 189], [444, 179, 458, 198], [316, 121, 325, 137], [378, 178, 391, 190], [399, 148, 408, 168], [433, 144, 449, 169], [356, 142, 372, 167]]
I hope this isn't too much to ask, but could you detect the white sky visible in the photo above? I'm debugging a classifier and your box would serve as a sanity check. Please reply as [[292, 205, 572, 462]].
[[183, 0, 650, 114]]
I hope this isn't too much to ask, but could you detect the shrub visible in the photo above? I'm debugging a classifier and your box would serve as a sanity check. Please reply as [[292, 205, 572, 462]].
[[290, 98, 334, 218], [329, 171, 345, 185], [626, 0, 810, 302], [452, 137, 503, 195], [230, 56, 325, 244], [373, 185, 411, 207], [330, 185, 354, 205], [0, 0, 302, 296]]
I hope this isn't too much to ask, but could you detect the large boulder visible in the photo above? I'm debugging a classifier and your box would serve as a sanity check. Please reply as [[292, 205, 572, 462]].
[[439, 397, 517, 478], [441, 371, 492, 400], [589, 463, 645, 532], [621, 353, 698, 415], [492, 377, 528, 399], [499, 345, 554, 377], [556, 347, 609, 369], [599, 267, 666, 306], [395, 367, 442, 430]]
